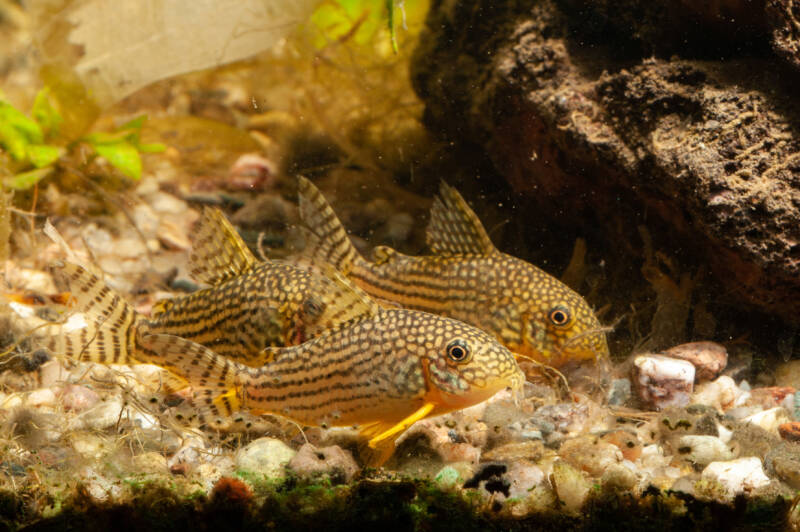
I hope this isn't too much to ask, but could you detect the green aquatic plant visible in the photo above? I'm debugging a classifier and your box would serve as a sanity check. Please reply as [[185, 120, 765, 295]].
[[0, 88, 165, 190]]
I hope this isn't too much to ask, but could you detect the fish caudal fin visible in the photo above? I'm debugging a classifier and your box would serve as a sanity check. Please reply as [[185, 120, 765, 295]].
[[426, 182, 496, 256], [189, 207, 257, 286], [47, 261, 140, 365], [139, 333, 244, 426], [297, 176, 360, 274]]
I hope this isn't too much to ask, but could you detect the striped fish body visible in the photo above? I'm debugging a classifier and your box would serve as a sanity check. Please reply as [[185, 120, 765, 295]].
[[47, 207, 373, 373], [298, 177, 610, 368], [144, 261, 330, 364], [146, 307, 523, 464], [239, 309, 521, 427]]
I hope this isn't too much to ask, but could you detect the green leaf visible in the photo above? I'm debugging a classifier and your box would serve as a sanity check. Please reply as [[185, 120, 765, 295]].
[[83, 131, 129, 145], [31, 88, 63, 139], [27, 144, 64, 168], [3, 167, 54, 190], [93, 141, 142, 180], [0, 101, 43, 144], [119, 115, 146, 132], [386, 0, 398, 53], [136, 142, 167, 153], [0, 120, 29, 160]]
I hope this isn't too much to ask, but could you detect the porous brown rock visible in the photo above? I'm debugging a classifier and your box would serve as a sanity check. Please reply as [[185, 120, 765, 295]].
[[411, 0, 800, 338]]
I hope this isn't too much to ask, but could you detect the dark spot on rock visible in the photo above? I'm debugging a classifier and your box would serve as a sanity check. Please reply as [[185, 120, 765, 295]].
[[448, 429, 466, 443]]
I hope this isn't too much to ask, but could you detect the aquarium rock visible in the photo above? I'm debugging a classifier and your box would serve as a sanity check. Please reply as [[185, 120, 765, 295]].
[[673, 435, 736, 468], [235, 437, 296, 479], [662, 342, 727, 382], [701, 457, 771, 498], [633, 355, 695, 410], [287, 444, 359, 482]]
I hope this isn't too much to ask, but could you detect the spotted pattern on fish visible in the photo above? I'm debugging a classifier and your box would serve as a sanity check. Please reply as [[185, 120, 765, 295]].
[[141, 307, 523, 465], [45, 260, 522, 466], [46, 207, 378, 371], [298, 176, 609, 368]]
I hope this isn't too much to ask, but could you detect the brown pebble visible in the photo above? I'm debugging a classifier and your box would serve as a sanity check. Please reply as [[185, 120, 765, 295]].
[[169, 463, 189, 476], [750, 386, 796, 408], [778, 422, 800, 442], [662, 341, 727, 382], [600, 429, 642, 462]]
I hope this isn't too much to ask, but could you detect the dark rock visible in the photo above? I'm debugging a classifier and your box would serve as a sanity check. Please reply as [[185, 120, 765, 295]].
[[767, 0, 800, 71], [411, 0, 800, 334]]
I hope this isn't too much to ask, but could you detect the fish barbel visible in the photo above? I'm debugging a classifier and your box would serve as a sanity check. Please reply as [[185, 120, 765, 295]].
[[48, 260, 522, 465], [297, 177, 609, 368]]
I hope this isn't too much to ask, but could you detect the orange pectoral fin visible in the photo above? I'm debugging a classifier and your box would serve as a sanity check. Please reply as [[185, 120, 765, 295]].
[[366, 402, 435, 449]]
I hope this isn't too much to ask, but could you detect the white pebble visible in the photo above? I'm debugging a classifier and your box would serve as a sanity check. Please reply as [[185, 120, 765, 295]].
[[675, 435, 736, 467], [506, 462, 545, 499], [235, 437, 296, 479], [701, 457, 770, 498], [743, 407, 791, 436], [634, 355, 695, 410], [692, 376, 744, 412], [68, 398, 125, 431], [25, 388, 57, 408]]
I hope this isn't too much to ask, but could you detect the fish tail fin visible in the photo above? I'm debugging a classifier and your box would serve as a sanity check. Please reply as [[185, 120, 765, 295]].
[[296, 176, 362, 274], [46, 261, 141, 365], [139, 334, 245, 427]]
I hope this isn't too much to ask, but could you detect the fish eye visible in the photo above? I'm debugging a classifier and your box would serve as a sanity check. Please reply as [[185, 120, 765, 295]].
[[446, 339, 471, 363], [548, 306, 571, 326], [303, 297, 324, 319]]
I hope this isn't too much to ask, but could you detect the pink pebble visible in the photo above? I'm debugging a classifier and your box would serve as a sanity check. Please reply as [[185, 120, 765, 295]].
[[59, 384, 100, 411]]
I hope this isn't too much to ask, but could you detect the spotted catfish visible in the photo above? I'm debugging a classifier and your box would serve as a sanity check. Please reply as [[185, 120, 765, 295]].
[[46, 207, 370, 375], [49, 259, 523, 466], [297, 177, 609, 368]]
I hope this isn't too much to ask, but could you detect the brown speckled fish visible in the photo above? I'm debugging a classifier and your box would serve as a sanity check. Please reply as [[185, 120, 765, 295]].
[[143, 286, 523, 465], [46, 207, 369, 374], [297, 177, 609, 368], [48, 257, 522, 466]]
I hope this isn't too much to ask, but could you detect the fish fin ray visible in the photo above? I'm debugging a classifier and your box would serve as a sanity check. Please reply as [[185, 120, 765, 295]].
[[297, 176, 361, 273], [354, 403, 437, 467], [139, 334, 245, 425], [294, 260, 380, 335], [46, 261, 140, 365], [426, 182, 496, 256], [189, 207, 257, 285], [357, 438, 396, 468], [366, 402, 435, 448]]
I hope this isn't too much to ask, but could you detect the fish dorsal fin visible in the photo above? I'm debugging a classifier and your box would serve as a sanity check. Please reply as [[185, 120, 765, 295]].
[[189, 207, 257, 286], [297, 176, 360, 274], [295, 259, 380, 336], [426, 182, 496, 256]]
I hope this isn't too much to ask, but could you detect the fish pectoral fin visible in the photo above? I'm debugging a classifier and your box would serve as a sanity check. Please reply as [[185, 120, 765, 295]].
[[189, 207, 257, 286], [357, 439, 397, 468], [364, 402, 436, 449], [426, 182, 497, 256]]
